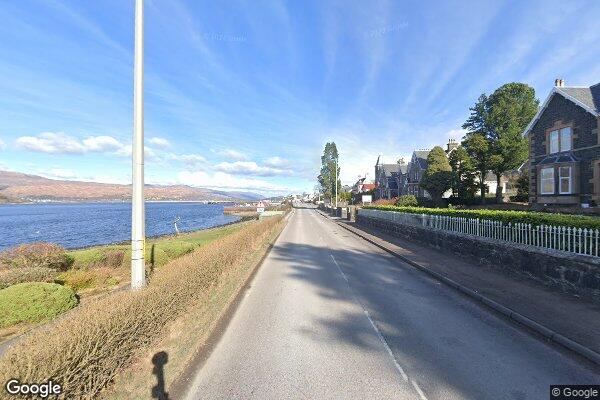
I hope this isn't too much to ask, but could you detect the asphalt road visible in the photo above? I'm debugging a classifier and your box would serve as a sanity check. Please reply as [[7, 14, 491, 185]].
[[185, 208, 599, 400]]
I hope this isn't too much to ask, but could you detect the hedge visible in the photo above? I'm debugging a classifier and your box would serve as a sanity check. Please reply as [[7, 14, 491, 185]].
[[364, 205, 600, 229], [0, 283, 78, 328], [0, 216, 284, 400]]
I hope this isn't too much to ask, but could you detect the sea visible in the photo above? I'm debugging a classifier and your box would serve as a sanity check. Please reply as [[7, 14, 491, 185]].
[[0, 202, 240, 251]]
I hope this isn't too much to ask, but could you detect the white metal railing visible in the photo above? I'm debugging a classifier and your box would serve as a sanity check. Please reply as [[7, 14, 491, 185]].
[[358, 208, 600, 257]]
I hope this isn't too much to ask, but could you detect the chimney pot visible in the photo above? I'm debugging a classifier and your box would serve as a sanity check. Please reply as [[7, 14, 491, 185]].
[[555, 78, 565, 87]]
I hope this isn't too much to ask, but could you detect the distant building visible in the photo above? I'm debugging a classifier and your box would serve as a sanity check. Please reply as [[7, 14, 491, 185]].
[[523, 79, 600, 205], [374, 156, 407, 199], [406, 150, 431, 197]]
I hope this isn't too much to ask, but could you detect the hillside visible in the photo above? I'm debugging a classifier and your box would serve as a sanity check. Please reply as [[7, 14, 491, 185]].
[[0, 171, 262, 203]]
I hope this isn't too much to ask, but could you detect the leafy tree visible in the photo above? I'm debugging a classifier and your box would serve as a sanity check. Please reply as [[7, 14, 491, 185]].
[[317, 142, 340, 202], [420, 146, 452, 206], [462, 83, 538, 203], [449, 145, 478, 202], [462, 133, 490, 202]]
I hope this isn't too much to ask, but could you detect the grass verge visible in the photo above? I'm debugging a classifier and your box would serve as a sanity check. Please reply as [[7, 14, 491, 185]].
[[0, 216, 286, 400]]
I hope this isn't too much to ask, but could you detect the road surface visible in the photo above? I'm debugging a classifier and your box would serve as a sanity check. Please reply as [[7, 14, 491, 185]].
[[185, 208, 599, 399]]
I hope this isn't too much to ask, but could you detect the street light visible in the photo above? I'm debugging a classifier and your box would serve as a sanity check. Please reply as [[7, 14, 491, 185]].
[[131, 0, 145, 290]]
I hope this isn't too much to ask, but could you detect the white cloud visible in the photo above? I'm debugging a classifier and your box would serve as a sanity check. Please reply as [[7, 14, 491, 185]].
[[217, 148, 248, 161], [149, 137, 171, 148], [177, 170, 290, 193], [15, 132, 129, 155], [214, 161, 292, 177], [263, 156, 289, 168], [82, 136, 125, 152], [168, 153, 207, 167], [0, 138, 5, 150]]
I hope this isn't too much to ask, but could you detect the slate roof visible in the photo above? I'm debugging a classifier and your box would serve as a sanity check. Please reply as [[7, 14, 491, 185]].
[[558, 85, 600, 113], [380, 164, 402, 177], [523, 82, 600, 137], [413, 150, 430, 170]]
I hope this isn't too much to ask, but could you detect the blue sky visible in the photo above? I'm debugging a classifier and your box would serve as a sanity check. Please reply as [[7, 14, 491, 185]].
[[0, 0, 598, 195]]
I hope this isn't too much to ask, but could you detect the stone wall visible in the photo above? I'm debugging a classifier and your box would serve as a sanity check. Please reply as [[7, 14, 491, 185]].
[[357, 213, 600, 300]]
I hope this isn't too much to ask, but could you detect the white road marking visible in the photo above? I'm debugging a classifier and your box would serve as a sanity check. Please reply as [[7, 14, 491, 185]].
[[330, 253, 429, 400], [411, 380, 428, 400]]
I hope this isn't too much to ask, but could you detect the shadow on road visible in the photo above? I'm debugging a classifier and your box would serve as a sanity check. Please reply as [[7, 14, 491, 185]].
[[152, 351, 170, 400], [269, 223, 598, 399]]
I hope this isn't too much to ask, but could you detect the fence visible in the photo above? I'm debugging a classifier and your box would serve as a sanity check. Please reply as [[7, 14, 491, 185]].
[[358, 208, 600, 257]]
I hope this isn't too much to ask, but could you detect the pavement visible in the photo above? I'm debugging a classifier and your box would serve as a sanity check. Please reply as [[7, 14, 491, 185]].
[[184, 207, 599, 400]]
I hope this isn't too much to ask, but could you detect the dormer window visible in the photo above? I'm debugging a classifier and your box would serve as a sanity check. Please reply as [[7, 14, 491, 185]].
[[549, 127, 572, 153]]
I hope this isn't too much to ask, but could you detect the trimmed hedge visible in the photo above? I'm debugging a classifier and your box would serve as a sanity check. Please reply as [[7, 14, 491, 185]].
[[0, 283, 78, 328], [364, 205, 600, 229]]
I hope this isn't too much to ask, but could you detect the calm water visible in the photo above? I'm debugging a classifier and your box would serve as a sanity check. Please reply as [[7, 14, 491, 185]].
[[0, 202, 240, 250]]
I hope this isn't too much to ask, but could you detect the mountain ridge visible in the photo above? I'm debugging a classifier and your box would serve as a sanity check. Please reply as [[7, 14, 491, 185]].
[[0, 170, 263, 203]]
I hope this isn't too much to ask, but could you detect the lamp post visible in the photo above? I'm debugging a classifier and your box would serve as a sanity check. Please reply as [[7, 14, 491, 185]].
[[131, 0, 145, 290]]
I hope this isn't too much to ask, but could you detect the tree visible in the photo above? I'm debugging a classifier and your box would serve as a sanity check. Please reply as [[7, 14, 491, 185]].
[[486, 83, 538, 202], [462, 133, 490, 202], [449, 145, 478, 202], [420, 146, 452, 206], [462, 83, 538, 203], [317, 142, 340, 202]]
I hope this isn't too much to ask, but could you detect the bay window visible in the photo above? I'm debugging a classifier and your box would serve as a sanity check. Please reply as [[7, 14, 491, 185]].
[[540, 168, 554, 194], [559, 166, 572, 194]]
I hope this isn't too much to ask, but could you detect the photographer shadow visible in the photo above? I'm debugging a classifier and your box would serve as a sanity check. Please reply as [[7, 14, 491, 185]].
[[151, 351, 170, 400]]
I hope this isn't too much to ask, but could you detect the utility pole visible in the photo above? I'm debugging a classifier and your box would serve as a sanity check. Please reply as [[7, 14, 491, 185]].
[[334, 157, 338, 209], [131, 0, 145, 290]]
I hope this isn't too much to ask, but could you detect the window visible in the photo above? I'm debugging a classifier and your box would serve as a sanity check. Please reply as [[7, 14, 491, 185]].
[[560, 127, 572, 151], [559, 166, 571, 194], [548, 127, 572, 153], [540, 168, 554, 194], [549, 130, 559, 153]]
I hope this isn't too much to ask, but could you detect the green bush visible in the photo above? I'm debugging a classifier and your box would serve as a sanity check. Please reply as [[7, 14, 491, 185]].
[[395, 195, 418, 207], [0, 282, 78, 328], [0, 267, 57, 289], [364, 205, 600, 229], [0, 243, 73, 271]]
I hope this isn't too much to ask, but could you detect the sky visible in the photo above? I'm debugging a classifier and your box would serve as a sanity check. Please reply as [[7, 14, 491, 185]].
[[0, 0, 599, 195]]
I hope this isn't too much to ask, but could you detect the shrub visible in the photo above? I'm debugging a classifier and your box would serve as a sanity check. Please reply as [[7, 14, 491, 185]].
[[95, 250, 125, 269], [0, 283, 78, 328], [0, 267, 57, 289], [364, 205, 600, 229], [372, 197, 398, 206], [0, 216, 284, 399], [395, 195, 418, 207], [0, 243, 73, 271]]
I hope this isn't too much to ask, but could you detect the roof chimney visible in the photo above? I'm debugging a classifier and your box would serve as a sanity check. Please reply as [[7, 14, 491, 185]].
[[446, 138, 459, 153], [555, 78, 565, 87]]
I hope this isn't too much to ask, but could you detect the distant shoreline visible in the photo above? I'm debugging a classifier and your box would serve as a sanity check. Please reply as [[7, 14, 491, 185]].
[[0, 200, 239, 206]]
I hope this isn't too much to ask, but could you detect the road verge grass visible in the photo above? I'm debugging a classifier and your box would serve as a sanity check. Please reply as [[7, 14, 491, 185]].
[[0, 216, 286, 400]]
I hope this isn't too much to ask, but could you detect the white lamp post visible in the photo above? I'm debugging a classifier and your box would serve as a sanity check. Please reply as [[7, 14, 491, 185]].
[[131, 0, 145, 290]]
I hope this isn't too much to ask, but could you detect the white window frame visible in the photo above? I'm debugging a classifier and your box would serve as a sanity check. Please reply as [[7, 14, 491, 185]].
[[560, 127, 572, 152], [540, 167, 555, 195], [559, 166, 572, 194]]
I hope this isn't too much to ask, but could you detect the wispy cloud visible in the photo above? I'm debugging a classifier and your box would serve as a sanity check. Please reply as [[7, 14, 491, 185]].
[[216, 148, 248, 161], [148, 137, 171, 148], [214, 161, 292, 177]]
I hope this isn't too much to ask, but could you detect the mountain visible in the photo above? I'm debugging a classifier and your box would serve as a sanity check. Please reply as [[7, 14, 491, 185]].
[[212, 190, 264, 201], [0, 171, 255, 203]]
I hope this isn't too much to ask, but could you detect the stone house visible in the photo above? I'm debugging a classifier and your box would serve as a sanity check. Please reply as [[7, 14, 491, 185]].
[[374, 156, 407, 199], [523, 79, 600, 205], [406, 150, 430, 197]]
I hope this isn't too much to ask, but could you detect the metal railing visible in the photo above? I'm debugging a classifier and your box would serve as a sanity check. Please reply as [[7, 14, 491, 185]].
[[358, 208, 599, 257]]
